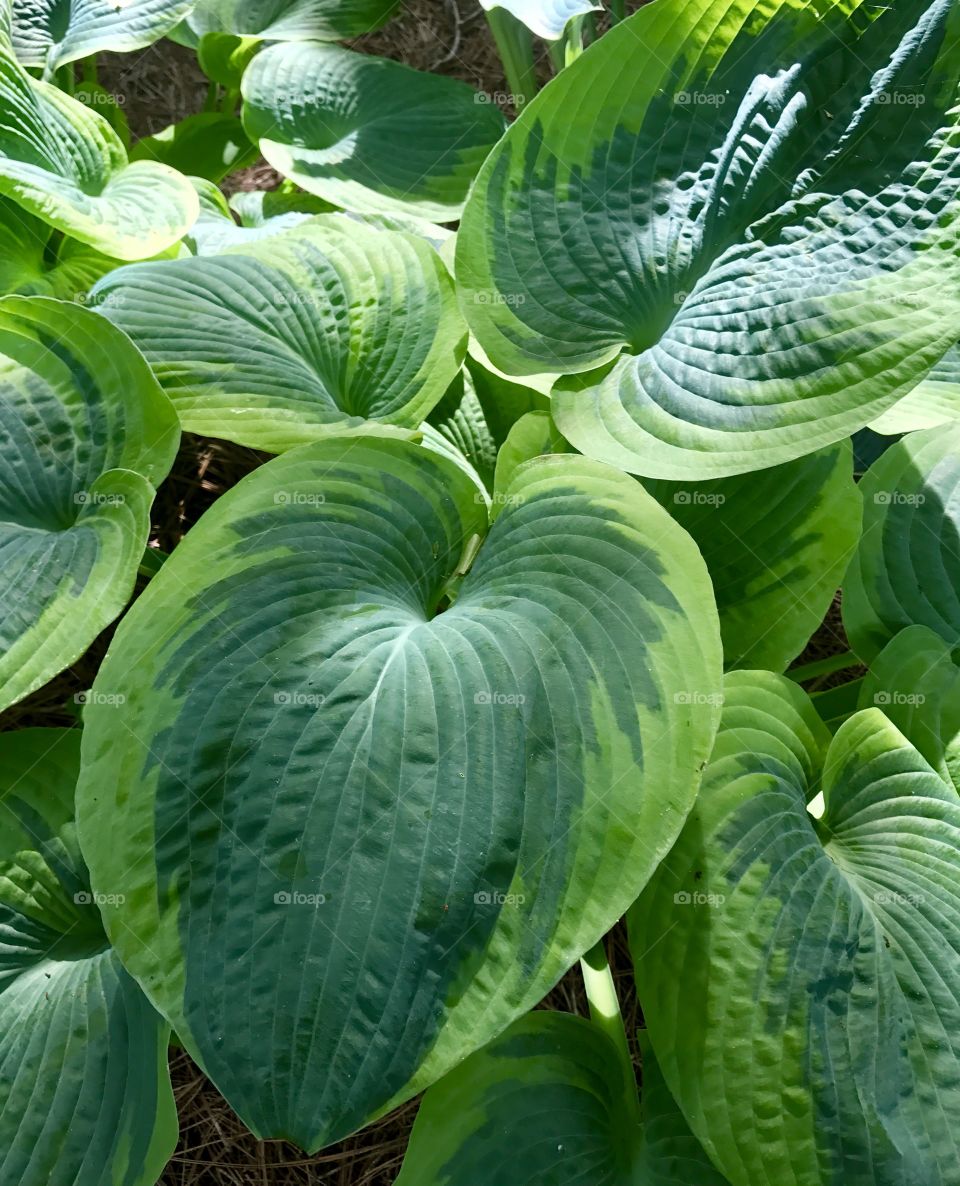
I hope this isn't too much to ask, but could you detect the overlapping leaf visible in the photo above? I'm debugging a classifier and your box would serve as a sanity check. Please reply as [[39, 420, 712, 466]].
[[631, 671, 960, 1186], [130, 112, 257, 183], [859, 625, 960, 792], [0, 197, 119, 298], [178, 0, 398, 43], [76, 436, 721, 1151], [0, 42, 197, 257], [242, 43, 507, 221], [93, 217, 466, 451], [644, 443, 861, 672], [0, 296, 179, 714], [0, 728, 176, 1186], [871, 343, 960, 433], [458, 0, 960, 478], [395, 1013, 729, 1186], [11, 0, 193, 74], [478, 0, 599, 41], [427, 358, 548, 493], [843, 423, 960, 660]]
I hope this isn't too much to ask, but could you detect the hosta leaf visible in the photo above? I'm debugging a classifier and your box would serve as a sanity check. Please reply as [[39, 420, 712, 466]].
[[93, 217, 466, 451], [458, 0, 960, 478], [396, 1011, 730, 1186], [843, 423, 960, 660], [395, 1012, 642, 1186], [493, 409, 570, 508], [644, 443, 861, 672], [0, 44, 198, 258], [242, 43, 507, 222], [76, 436, 721, 1150], [0, 197, 119, 297], [0, 728, 176, 1186], [11, 0, 193, 73], [130, 112, 257, 183], [181, 0, 398, 43], [0, 296, 179, 714], [478, 0, 599, 41], [859, 625, 960, 792], [427, 359, 548, 493], [631, 671, 960, 1186], [871, 343, 960, 433]]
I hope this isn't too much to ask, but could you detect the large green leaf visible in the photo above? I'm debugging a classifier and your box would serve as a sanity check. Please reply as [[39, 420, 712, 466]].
[[631, 670, 960, 1186], [843, 423, 960, 660], [76, 436, 721, 1150], [394, 1011, 730, 1186], [395, 1012, 643, 1186], [479, 0, 599, 41], [11, 0, 192, 74], [0, 296, 179, 714], [0, 728, 176, 1186], [93, 217, 466, 451], [644, 443, 861, 672], [871, 342, 960, 434], [242, 43, 507, 222], [0, 42, 198, 258], [458, 0, 960, 479], [859, 625, 960, 793], [0, 196, 120, 297], [179, 0, 398, 43]]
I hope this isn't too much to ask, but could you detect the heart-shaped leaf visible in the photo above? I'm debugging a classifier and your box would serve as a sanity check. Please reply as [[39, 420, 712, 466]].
[[0, 727, 176, 1186], [395, 1012, 730, 1186], [458, 0, 960, 478], [631, 670, 960, 1186], [478, 0, 599, 41], [76, 435, 721, 1151], [93, 217, 467, 451], [11, 0, 193, 73], [843, 423, 960, 660], [0, 43, 198, 258], [644, 443, 862, 672], [179, 0, 399, 43], [0, 296, 179, 715], [242, 42, 507, 222]]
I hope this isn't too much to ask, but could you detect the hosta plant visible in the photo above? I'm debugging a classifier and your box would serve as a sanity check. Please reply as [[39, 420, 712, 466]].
[[0, 0, 958, 1182]]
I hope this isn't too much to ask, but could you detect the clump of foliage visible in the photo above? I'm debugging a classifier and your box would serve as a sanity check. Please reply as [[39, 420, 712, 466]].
[[1, 0, 960, 1183]]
